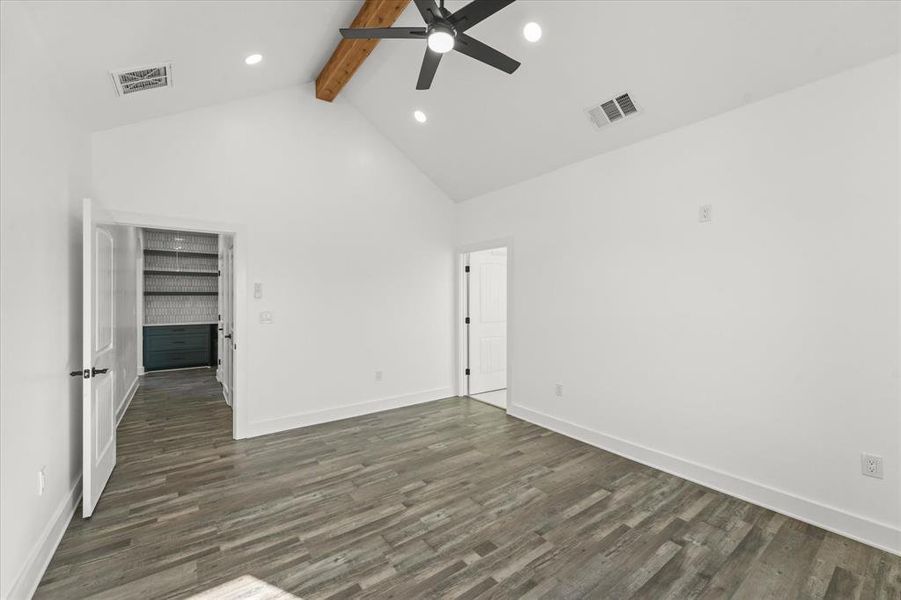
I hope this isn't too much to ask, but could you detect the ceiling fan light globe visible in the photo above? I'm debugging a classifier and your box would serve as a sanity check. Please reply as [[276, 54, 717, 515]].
[[427, 29, 455, 53]]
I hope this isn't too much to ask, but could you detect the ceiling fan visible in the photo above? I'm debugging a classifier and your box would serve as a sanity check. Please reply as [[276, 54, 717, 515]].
[[340, 0, 520, 90]]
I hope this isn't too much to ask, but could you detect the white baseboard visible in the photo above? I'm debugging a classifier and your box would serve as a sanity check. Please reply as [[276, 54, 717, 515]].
[[116, 376, 140, 427], [5, 477, 81, 600], [246, 387, 454, 438], [508, 404, 901, 556]]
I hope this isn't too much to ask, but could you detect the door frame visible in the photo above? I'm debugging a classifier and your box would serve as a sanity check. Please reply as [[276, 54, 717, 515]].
[[456, 237, 514, 412], [107, 208, 249, 440]]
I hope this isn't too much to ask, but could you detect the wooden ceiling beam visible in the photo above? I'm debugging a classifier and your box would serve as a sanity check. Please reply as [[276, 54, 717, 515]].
[[315, 0, 411, 102]]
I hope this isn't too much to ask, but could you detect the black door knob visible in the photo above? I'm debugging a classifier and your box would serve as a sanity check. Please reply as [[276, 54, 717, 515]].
[[224, 334, 233, 339], [91, 367, 109, 376]]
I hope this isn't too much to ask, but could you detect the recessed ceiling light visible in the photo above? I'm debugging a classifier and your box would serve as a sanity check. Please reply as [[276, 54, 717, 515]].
[[244, 54, 263, 65], [523, 22, 542, 43], [413, 110, 427, 124]]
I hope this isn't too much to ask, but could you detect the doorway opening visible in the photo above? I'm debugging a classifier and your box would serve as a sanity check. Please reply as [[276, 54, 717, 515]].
[[461, 245, 508, 409], [82, 199, 242, 517]]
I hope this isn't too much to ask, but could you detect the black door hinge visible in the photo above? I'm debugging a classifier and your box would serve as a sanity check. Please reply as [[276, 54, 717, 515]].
[[465, 317, 470, 325], [464, 265, 470, 273], [465, 368, 471, 376]]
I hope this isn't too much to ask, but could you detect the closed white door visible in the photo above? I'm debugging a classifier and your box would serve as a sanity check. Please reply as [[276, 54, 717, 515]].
[[468, 247, 507, 395], [82, 198, 117, 517]]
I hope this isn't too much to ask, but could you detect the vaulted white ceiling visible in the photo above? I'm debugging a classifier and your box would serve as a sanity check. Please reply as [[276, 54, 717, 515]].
[[16, 0, 360, 131], [343, 0, 899, 200], [15, 0, 899, 201]]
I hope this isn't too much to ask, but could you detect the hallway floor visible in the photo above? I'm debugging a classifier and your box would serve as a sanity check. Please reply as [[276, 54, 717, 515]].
[[470, 389, 507, 409], [35, 369, 901, 599]]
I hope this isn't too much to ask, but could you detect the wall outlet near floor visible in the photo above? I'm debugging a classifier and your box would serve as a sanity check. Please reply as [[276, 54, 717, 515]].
[[861, 453, 884, 479], [259, 311, 273, 324], [38, 466, 46, 496], [375, 370, 383, 382], [555, 383, 564, 398], [698, 204, 712, 223]]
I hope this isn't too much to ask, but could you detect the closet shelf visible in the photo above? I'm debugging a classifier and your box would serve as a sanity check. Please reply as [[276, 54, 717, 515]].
[[144, 291, 218, 296], [144, 249, 218, 258], [144, 270, 219, 277]]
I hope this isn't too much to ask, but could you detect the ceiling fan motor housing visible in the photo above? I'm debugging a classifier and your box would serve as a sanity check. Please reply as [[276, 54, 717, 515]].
[[338, 0, 521, 90]]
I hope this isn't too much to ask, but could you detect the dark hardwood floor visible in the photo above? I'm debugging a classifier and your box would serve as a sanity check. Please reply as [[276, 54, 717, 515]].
[[35, 369, 900, 599]]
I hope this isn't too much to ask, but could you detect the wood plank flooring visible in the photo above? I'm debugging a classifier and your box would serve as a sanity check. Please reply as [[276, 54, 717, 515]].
[[36, 368, 900, 599]]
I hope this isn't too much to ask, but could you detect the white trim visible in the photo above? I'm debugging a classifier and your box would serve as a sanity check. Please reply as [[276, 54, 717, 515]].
[[116, 376, 139, 426], [245, 387, 454, 438], [106, 208, 248, 439], [509, 403, 901, 556], [5, 477, 81, 600], [455, 237, 514, 413], [456, 252, 470, 399], [135, 230, 144, 375]]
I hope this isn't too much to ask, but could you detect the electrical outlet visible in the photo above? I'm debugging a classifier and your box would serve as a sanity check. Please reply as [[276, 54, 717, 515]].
[[555, 383, 564, 398], [254, 282, 263, 299], [38, 467, 46, 496], [861, 453, 884, 479], [698, 204, 712, 223], [375, 370, 383, 382]]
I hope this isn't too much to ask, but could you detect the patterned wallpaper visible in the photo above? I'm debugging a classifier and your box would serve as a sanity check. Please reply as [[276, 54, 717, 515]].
[[143, 229, 219, 325]]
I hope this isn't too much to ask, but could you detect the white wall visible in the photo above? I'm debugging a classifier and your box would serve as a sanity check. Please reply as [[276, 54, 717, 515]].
[[92, 86, 456, 437], [0, 3, 91, 598], [109, 225, 139, 420], [457, 56, 901, 553]]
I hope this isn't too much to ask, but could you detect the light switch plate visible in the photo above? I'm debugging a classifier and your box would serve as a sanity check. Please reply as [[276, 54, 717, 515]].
[[254, 282, 263, 299]]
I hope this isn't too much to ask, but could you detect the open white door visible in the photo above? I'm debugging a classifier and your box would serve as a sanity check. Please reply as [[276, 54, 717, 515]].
[[220, 238, 235, 406], [468, 247, 507, 395], [82, 198, 117, 517], [217, 237, 225, 388]]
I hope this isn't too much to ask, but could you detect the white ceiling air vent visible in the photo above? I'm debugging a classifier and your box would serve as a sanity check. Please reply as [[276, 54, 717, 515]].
[[586, 92, 639, 130], [110, 64, 173, 96]]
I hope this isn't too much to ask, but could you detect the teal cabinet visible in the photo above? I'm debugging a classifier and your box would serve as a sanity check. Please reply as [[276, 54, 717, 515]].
[[143, 325, 215, 371]]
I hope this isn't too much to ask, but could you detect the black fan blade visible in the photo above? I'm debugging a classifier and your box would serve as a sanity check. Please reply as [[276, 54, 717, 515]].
[[413, 0, 441, 23], [449, 0, 517, 32], [454, 34, 520, 74], [340, 27, 426, 39], [416, 47, 443, 90]]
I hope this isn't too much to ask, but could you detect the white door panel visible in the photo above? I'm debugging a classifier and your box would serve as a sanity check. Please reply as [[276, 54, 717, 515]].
[[83, 198, 117, 517], [220, 239, 234, 407], [468, 248, 507, 396]]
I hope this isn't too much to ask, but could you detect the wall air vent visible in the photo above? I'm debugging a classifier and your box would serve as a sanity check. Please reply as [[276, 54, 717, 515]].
[[586, 92, 640, 130], [110, 64, 173, 96]]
